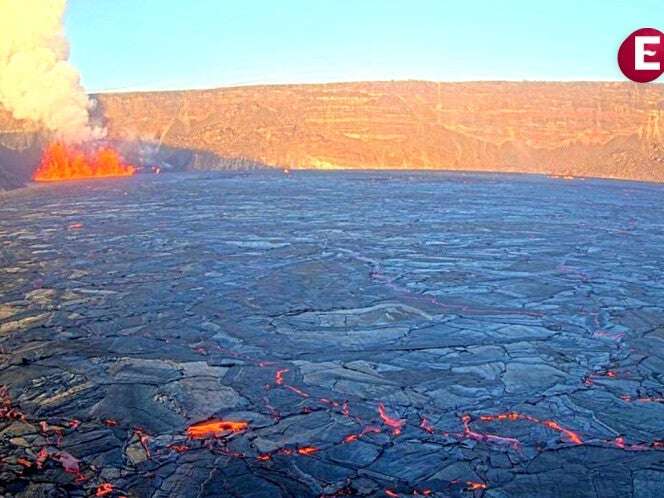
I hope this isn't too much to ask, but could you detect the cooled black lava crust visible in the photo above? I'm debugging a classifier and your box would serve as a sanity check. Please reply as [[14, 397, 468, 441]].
[[1, 171, 663, 497]]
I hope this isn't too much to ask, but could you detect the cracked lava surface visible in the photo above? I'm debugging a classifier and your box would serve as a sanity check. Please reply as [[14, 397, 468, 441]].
[[1, 171, 664, 497]]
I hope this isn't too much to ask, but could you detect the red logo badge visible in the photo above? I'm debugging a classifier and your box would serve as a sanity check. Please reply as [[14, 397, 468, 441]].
[[618, 28, 664, 83]]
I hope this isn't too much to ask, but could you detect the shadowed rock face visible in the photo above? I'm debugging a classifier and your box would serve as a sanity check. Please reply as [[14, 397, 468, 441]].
[[2, 81, 664, 184], [0, 133, 42, 190]]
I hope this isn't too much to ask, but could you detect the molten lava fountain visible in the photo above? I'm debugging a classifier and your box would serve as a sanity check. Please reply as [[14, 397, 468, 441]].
[[33, 142, 136, 182]]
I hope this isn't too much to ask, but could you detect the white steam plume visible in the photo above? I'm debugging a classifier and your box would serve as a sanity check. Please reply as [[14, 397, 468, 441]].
[[0, 0, 104, 143]]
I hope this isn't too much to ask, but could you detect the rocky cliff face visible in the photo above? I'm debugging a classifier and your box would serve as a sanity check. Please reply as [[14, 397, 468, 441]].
[[0, 131, 42, 191], [2, 81, 664, 185]]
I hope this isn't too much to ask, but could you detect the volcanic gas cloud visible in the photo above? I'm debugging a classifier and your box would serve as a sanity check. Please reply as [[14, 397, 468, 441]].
[[0, 0, 134, 181]]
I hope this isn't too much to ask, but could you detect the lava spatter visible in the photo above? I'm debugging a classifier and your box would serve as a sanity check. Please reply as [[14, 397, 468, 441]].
[[33, 142, 136, 182]]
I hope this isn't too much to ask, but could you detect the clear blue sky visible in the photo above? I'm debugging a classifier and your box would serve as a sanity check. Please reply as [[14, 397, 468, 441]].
[[65, 0, 664, 92]]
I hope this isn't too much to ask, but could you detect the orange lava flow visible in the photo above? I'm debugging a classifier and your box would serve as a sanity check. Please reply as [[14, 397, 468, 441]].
[[33, 142, 136, 182], [185, 419, 248, 439]]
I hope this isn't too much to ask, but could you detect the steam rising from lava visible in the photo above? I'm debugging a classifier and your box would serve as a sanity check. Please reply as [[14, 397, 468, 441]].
[[0, 0, 103, 143]]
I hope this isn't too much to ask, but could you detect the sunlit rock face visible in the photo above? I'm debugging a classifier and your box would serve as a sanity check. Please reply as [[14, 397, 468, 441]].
[[92, 81, 664, 181], [2, 81, 664, 184]]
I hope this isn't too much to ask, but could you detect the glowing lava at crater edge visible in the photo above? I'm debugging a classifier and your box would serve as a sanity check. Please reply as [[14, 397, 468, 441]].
[[33, 142, 136, 182]]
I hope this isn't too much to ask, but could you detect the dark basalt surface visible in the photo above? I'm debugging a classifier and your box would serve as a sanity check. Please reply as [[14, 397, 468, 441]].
[[1, 171, 663, 497]]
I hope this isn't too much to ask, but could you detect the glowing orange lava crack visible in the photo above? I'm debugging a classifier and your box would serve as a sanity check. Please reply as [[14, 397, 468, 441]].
[[467, 411, 583, 446], [297, 446, 319, 456], [343, 424, 382, 443], [275, 368, 288, 385], [133, 427, 151, 458], [461, 414, 521, 449], [95, 483, 114, 496], [378, 403, 405, 435], [419, 417, 434, 434]]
